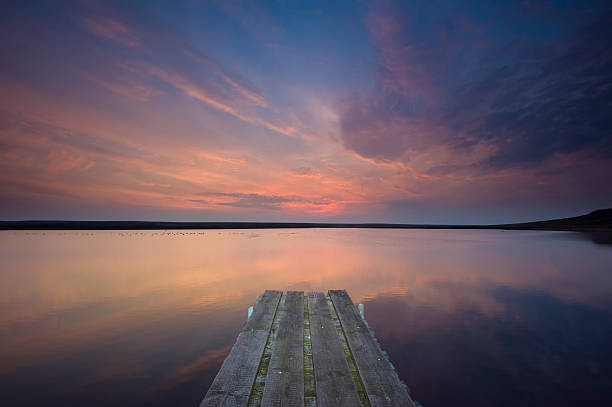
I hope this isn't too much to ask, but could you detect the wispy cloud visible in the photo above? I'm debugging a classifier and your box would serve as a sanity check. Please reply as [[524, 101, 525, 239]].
[[194, 192, 332, 211], [81, 16, 142, 48], [145, 65, 296, 137], [93, 76, 162, 102]]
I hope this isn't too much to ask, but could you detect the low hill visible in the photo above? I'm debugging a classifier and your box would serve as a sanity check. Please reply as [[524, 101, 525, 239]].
[[494, 208, 612, 231], [1, 208, 611, 231]]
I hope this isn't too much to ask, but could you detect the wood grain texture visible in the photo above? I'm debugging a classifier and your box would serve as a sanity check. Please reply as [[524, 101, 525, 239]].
[[329, 290, 416, 407], [261, 291, 304, 407], [308, 292, 362, 407], [201, 290, 282, 407]]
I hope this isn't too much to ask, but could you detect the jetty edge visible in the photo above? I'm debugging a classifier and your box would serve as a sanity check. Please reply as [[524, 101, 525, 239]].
[[200, 290, 420, 407]]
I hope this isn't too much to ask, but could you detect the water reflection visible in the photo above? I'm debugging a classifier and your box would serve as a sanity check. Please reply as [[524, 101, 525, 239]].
[[0, 229, 611, 406], [367, 286, 612, 405], [576, 230, 612, 247]]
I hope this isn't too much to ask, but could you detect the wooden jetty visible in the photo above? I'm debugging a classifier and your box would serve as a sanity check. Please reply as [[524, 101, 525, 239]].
[[200, 290, 419, 407]]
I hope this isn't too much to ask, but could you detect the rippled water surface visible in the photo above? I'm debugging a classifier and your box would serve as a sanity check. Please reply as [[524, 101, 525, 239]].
[[1, 229, 611, 406]]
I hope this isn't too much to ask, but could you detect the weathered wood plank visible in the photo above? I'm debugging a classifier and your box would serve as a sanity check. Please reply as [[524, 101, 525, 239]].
[[329, 290, 415, 407], [261, 291, 304, 407], [308, 292, 362, 406], [201, 290, 283, 407]]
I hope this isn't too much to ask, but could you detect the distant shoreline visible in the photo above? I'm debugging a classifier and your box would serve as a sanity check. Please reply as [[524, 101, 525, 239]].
[[1, 208, 610, 231]]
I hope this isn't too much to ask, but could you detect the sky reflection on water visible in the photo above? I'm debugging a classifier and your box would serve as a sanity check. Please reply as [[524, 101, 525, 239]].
[[0, 229, 611, 406]]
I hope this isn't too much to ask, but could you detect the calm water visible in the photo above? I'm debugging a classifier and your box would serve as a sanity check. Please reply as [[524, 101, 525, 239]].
[[1, 229, 611, 406]]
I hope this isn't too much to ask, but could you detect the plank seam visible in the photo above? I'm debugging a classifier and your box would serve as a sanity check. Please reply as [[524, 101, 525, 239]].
[[247, 293, 285, 406], [303, 295, 316, 407]]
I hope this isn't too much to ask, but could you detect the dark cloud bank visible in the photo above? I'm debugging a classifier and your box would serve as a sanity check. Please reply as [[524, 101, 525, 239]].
[[340, 2, 612, 174]]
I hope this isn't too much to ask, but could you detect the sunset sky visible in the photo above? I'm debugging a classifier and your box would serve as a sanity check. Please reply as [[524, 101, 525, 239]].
[[1, 0, 611, 223]]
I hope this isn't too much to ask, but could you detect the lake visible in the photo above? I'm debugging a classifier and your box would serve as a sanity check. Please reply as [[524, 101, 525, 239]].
[[1, 229, 611, 406]]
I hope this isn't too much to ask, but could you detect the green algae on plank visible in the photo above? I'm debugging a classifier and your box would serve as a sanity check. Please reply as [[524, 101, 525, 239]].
[[248, 294, 286, 406], [326, 295, 371, 407]]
